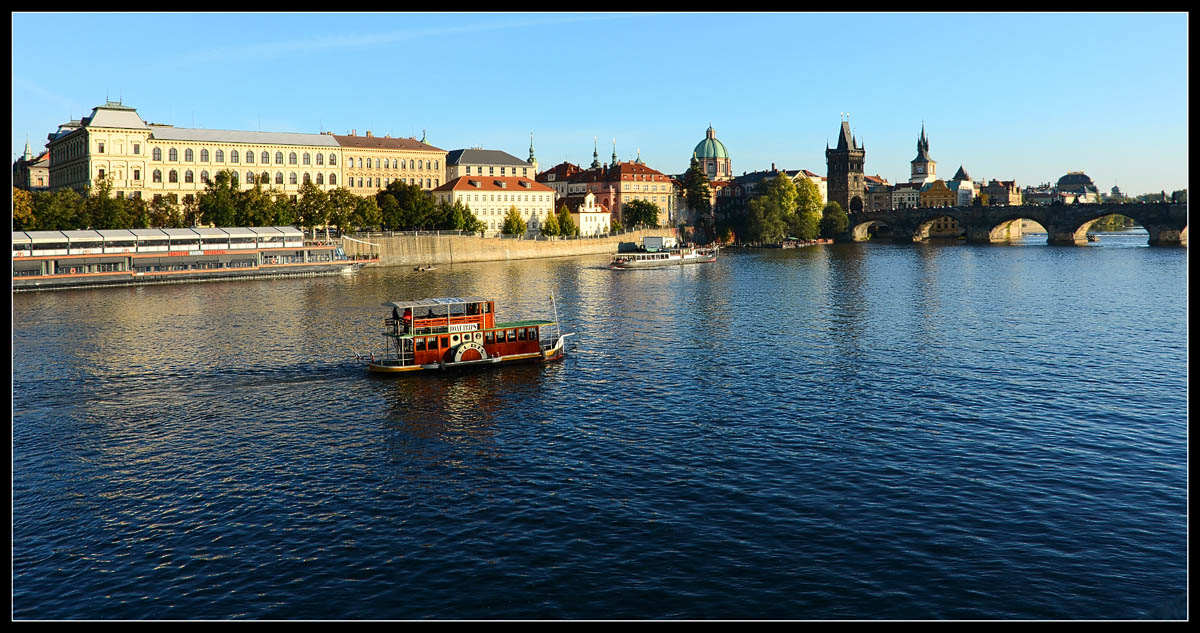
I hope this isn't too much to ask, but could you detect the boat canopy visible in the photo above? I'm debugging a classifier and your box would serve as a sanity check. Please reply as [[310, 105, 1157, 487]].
[[63, 230, 103, 243], [162, 228, 201, 238], [383, 297, 490, 315], [25, 231, 68, 243], [12, 232, 31, 245], [130, 228, 170, 239], [193, 227, 230, 239], [97, 229, 137, 240]]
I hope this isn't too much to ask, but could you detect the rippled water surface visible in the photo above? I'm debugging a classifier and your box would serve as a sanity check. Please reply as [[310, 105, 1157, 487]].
[[12, 232, 1188, 619]]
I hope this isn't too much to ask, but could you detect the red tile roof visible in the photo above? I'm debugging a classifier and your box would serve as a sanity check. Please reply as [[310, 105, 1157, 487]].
[[434, 175, 554, 193]]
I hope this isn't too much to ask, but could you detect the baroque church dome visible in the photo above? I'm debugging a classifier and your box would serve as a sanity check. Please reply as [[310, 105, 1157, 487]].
[[693, 125, 729, 160]]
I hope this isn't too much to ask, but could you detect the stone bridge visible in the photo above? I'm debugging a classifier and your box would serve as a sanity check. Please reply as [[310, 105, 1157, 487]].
[[844, 202, 1187, 246]]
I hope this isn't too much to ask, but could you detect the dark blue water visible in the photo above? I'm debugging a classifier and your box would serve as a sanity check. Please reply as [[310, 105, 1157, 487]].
[[12, 231, 1188, 619]]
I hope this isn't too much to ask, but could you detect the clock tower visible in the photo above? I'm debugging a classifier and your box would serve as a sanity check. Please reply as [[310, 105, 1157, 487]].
[[909, 123, 936, 185]]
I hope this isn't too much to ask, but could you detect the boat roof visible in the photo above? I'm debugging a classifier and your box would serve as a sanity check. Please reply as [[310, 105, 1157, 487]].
[[383, 296, 490, 310], [161, 228, 201, 238], [131, 228, 170, 238], [25, 230, 67, 243], [63, 230, 103, 241]]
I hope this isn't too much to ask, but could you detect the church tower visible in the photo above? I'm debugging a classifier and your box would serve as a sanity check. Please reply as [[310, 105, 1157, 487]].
[[825, 118, 866, 213], [909, 123, 936, 185]]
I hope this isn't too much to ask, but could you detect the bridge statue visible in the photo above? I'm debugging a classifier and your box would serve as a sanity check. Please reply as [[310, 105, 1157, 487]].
[[840, 202, 1187, 246]]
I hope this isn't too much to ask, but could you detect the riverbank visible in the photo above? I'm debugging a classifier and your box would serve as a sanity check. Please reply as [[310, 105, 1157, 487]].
[[339, 228, 676, 267]]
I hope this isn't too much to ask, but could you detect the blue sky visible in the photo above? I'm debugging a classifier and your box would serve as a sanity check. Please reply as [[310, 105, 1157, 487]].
[[11, 12, 1189, 194]]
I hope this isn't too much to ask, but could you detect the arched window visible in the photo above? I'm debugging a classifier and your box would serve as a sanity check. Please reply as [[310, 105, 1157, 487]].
[[152, 147, 162, 161], [153, 169, 162, 182], [289, 152, 297, 165], [216, 150, 225, 163], [200, 149, 209, 162], [246, 151, 254, 164], [375, 158, 381, 169], [303, 153, 311, 165], [329, 154, 337, 166], [434, 160, 439, 169], [168, 148, 178, 161], [329, 174, 337, 185], [303, 173, 311, 184], [418, 159, 423, 170], [230, 150, 239, 163], [261, 172, 269, 184], [261, 151, 268, 164], [246, 171, 255, 184], [289, 172, 297, 185], [366, 178, 372, 188], [168, 169, 178, 183], [409, 159, 415, 169], [275, 152, 284, 164], [275, 172, 284, 185], [201, 170, 209, 183], [185, 148, 194, 162], [185, 170, 194, 183], [316, 173, 324, 185], [357, 158, 363, 168], [316, 153, 324, 166]]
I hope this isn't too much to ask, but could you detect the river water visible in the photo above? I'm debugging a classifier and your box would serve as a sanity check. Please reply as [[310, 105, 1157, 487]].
[[12, 230, 1188, 620]]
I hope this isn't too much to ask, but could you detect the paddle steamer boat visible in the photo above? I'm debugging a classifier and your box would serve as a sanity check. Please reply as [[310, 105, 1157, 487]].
[[609, 246, 718, 269], [360, 296, 571, 374]]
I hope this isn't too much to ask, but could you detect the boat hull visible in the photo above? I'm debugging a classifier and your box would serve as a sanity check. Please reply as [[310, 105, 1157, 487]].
[[365, 336, 568, 375], [609, 256, 717, 269]]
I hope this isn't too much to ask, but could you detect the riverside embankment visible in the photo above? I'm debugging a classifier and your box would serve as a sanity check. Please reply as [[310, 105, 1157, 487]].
[[338, 228, 676, 267]]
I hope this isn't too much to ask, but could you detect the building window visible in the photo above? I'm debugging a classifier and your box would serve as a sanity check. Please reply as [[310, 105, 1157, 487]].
[[185, 170, 194, 183], [246, 171, 254, 184], [216, 150, 224, 163], [329, 154, 337, 166], [261, 172, 268, 184], [231, 150, 240, 163], [275, 152, 284, 165], [330, 174, 337, 185], [168, 170, 178, 183], [303, 173, 311, 185], [169, 148, 178, 161], [201, 170, 210, 183], [133, 143, 140, 155], [316, 153, 324, 166], [246, 151, 254, 164], [153, 147, 163, 161], [97, 168, 105, 179], [200, 149, 209, 162], [289, 172, 297, 185], [316, 173, 324, 185], [185, 148, 194, 162], [303, 152, 311, 165], [98, 142, 105, 153], [289, 152, 297, 165], [276, 172, 284, 185], [133, 169, 141, 181], [153, 169, 162, 183]]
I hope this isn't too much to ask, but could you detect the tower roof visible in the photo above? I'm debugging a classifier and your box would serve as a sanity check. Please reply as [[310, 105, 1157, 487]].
[[952, 165, 970, 181], [912, 124, 933, 163], [693, 125, 729, 160]]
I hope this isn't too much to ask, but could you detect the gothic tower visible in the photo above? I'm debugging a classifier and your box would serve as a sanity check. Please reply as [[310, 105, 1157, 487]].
[[909, 123, 936, 185], [825, 119, 866, 213]]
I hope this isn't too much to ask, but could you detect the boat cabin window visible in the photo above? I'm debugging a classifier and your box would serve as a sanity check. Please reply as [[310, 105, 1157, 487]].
[[517, 328, 526, 341], [415, 338, 426, 351], [485, 331, 495, 344], [527, 328, 538, 341], [440, 336, 449, 349], [450, 334, 460, 345], [506, 329, 516, 342]]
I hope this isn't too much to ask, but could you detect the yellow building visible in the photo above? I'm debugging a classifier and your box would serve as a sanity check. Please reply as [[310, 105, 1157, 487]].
[[46, 101, 345, 203], [334, 131, 447, 195], [433, 175, 556, 236], [920, 180, 957, 208]]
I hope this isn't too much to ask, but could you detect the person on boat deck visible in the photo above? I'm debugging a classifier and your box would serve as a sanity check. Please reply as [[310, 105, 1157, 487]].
[[402, 308, 412, 333]]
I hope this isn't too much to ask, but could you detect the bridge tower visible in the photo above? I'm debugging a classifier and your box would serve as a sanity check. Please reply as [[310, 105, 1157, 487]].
[[826, 118, 866, 214]]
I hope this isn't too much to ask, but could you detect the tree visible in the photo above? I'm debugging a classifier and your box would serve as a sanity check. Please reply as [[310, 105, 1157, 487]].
[[271, 193, 298, 226], [556, 203, 577, 237], [609, 218, 623, 233], [84, 177, 133, 230], [352, 195, 382, 232], [377, 181, 435, 229], [540, 207, 561, 236], [819, 201, 848, 239], [239, 183, 276, 227], [33, 188, 86, 230], [296, 181, 329, 238], [794, 176, 824, 238], [12, 187, 34, 230], [148, 194, 183, 228], [682, 156, 713, 241], [622, 199, 660, 228], [501, 205, 527, 235], [197, 170, 240, 227], [746, 173, 797, 243]]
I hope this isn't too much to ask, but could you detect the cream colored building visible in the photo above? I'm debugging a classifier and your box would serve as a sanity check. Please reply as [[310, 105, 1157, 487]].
[[433, 175, 556, 236], [562, 192, 612, 237], [445, 148, 538, 181], [46, 101, 345, 202], [335, 131, 446, 194]]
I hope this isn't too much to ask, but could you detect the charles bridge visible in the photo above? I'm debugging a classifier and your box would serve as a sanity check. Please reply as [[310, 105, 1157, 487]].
[[843, 202, 1188, 246]]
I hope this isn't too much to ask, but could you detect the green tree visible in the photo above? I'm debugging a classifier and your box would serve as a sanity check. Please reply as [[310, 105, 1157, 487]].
[[819, 201, 849, 239], [746, 173, 797, 243], [352, 195, 382, 232], [377, 181, 436, 229], [296, 181, 330, 238], [540, 207, 561, 236], [239, 183, 276, 227], [197, 170, 240, 227], [682, 156, 713, 241], [33, 188, 86, 230], [271, 193, 298, 226], [609, 218, 623, 233], [793, 176, 824, 239], [127, 196, 151, 229], [501, 205, 527, 235], [147, 194, 182, 228], [556, 203, 578, 237], [84, 177, 132, 229], [622, 199, 661, 228], [12, 187, 34, 230]]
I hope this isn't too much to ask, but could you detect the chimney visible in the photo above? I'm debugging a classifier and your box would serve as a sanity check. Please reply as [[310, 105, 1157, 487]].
[[771, 162, 776, 171], [351, 129, 356, 136], [366, 130, 372, 138]]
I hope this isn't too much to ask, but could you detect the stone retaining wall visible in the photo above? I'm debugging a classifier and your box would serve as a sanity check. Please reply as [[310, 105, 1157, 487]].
[[340, 228, 677, 267]]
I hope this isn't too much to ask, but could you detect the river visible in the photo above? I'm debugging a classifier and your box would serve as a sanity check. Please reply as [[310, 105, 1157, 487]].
[[12, 230, 1188, 619]]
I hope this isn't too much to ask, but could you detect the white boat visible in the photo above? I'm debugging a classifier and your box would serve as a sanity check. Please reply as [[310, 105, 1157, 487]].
[[609, 246, 718, 269]]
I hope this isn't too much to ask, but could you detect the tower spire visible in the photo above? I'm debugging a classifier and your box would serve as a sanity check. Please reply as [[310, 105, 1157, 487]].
[[591, 136, 600, 169], [528, 132, 536, 164], [612, 138, 617, 166]]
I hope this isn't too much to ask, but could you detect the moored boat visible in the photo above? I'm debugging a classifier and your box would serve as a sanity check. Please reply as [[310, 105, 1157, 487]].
[[359, 296, 572, 374], [609, 246, 718, 269]]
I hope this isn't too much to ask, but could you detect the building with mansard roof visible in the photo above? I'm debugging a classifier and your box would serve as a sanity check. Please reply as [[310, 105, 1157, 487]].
[[432, 175, 555, 236], [445, 147, 538, 182], [335, 131, 446, 194], [13, 138, 50, 191]]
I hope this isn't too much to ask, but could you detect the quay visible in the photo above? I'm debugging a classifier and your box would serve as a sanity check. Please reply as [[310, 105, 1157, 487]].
[[338, 228, 676, 268]]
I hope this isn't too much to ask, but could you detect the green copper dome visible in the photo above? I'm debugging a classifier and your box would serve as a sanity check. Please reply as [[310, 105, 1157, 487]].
[[693, 125, 729, 160]]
